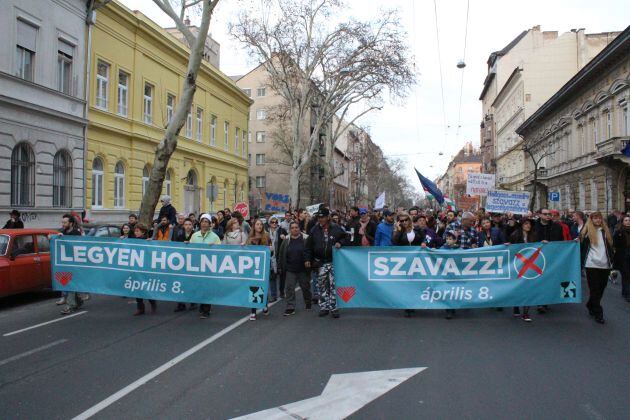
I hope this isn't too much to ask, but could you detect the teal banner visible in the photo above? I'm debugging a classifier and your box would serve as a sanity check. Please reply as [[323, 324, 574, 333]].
[[51, 236, 270, 308], [333, 242, 581, 309]]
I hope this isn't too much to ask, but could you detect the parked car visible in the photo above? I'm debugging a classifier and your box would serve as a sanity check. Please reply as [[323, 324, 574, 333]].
[[0, 229, 60, 298], [84, 224, 122, 238]]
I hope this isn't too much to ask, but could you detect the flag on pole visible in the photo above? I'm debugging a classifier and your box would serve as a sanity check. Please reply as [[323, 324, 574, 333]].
[[374, 192, 386, 210], [622, 140, 630, 157], [415, 169, 444, 204], [444, 196, 457, 211]]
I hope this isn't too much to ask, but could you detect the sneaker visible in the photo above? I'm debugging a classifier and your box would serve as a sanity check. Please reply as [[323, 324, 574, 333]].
[[522, 314, 532, 322], [80, 293, 91, 301], [513, 308, 521, 317], [199, 312, 209, 319], [60, 307, 75, 315], [331, 310, 340, 319], [318, 309, 330, 317], [249, 313, 257, 321], [284, 308, 295, 316], [263, 306, 269, 316], [56, 298, 67, 306], [537, 305, 547, 314], [445, 310, 454, 320]]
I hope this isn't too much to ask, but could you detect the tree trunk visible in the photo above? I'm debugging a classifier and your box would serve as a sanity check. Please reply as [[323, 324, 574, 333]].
[[289, 165, 301, 210]]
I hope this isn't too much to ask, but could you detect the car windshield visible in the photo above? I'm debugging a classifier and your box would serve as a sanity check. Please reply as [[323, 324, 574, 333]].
[[0, 235, 8, 256]]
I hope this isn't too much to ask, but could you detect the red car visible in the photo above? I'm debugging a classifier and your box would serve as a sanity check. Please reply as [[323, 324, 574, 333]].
[[0, 229, 60, 298]]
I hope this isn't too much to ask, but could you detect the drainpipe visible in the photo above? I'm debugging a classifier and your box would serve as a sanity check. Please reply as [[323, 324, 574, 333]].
[[83, 0, 95, 218]]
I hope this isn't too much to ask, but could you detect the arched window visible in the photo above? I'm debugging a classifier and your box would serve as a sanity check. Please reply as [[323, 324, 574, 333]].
[[114, 161, 125, 208], [92, 157, 103, 208], [223, 180, 228, 208], [53, 150, 72, 207], [11, 143, 35, 206], [186, 170, 197, 187], [164, 169, 172, 197], [142, 165, 150, 197]]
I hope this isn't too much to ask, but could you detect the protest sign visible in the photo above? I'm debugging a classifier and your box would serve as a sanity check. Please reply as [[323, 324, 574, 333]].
[[466, 173, 495, 196], [485, 190, 531, 215], [51, 236, 270, 308], [306, 203, 323, 215], [334, 242, 580, 309]]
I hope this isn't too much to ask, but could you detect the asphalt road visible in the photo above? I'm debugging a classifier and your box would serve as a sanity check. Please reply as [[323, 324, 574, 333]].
[[1, 281, 629, 420]]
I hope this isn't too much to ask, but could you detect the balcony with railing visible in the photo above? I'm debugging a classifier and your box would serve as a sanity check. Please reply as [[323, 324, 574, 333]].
[[594, 136, 630, 163]]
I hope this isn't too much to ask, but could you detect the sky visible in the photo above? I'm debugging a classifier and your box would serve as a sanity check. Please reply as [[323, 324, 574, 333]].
[[120, 0, 629, 194]]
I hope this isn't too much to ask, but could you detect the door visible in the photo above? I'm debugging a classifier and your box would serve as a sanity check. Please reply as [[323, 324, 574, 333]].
[[35, 234, 51, 288], [9, 234, 40, 293]]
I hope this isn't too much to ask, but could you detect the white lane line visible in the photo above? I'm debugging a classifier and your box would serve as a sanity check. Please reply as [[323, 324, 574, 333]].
[[0, 339, 68, 367], [72, 300, 282, 420], [3, 311, 88, 337]]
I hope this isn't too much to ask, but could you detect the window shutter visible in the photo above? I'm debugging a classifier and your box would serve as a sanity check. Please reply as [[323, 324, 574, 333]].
[[17, 20, 38, 51]]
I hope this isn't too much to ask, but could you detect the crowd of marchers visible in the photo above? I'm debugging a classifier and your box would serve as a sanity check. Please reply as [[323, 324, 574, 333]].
[[4, 198, 630, 325]]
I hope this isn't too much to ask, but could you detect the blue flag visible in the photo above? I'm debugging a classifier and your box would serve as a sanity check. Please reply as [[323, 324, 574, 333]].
[[415, 169, 444, 204], [622, 140, 630, 157]]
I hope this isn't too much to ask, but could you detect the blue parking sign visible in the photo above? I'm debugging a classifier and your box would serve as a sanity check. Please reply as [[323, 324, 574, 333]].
[[548, 191, 560, 202]]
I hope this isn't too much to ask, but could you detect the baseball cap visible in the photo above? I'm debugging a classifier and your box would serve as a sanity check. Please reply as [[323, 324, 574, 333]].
[[382, 209, 393, 217], [199, 213, 212, 223], [317, 208, 331, 217]]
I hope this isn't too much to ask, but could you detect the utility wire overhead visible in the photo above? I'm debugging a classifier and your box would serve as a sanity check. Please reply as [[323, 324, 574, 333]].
[[432, 0, 448, 143], [456, 0, 471, 139]]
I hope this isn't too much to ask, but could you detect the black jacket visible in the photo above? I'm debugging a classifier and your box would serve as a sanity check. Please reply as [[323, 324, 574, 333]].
[[392, 228, 426, 246], [509, 229, 539, 244], [158, 203, 177, 225], [346, 216, 362, 246], [278, 234, 307, 273], [612, 228, 630, 269], [171, 224, 187, 242], [580, 231, 614, 268], [304, 222, 347, 264], [534, 220, 564, 242], [3, 219, 24, 229]]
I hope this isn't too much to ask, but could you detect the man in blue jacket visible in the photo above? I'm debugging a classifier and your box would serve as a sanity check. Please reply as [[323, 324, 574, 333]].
[[374, 210, 395, 246]]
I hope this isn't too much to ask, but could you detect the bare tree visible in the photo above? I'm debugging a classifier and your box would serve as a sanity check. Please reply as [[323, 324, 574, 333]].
[[231, 0, 414, 207], [90, 0, 220, 225]]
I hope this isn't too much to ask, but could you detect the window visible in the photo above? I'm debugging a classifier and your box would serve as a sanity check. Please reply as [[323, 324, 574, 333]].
[[210, 115, 217, 146], [57, 40, 73, 94], [185, 108, 193, 138], [257, 87, 266, 97], [142, 165, 150, 197], [114, 161, 125, 208], [579, 182, 585, 209], [606, 112, 612, 139], [196, 108, 203, 141], [13, 235, 34, 257], [235, 128, 240, 152], [590, 178, 597, 210], [248, 131, 252, 143], [248, 153, 251, 165], [224, 121, 229, 150], [623, 107, 630, 136], [243, 88, 251, 97], [11, 143, 35, 207], [256, 131, 266, 143], [591, 119, 598, 143], [117, 70, 129, 116], [166, 94, 175, 123], [96, 60, 109, 109], [16, 20, 37, 82], [242, 131, 247, 158], [256, 154, 265, 165], [91, 157, 103, 208], [143, 83, 153, 124], [164, 170, 172, 196], [256, 109, 267, 120], [36, 235, 50, 253], [53, 150, 72, 207], [255, 176, 266, 188]]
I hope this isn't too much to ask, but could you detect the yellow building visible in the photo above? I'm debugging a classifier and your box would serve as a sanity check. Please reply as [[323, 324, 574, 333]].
[[86, 1, 250, 223]]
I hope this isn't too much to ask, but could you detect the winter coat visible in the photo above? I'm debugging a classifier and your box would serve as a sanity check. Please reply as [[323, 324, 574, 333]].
[[304, 223, 347, 265], [157, 203, 177, 225], [477, 227, 506, 247], [392, 228, 426, 246], [374, 221, 394, 246], [534, 220, 564, 242]]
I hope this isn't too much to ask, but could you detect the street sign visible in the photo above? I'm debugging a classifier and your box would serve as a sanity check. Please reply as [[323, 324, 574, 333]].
[[548, 191, 560, 202], [232, 367, 426, 420], [234, 202, 249, 218], [206, 184, 218, 201]]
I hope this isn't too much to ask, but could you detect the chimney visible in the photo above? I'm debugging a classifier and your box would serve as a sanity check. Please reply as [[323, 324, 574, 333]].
[[184, 16, 191, 26], [532, 25, 541, 32]]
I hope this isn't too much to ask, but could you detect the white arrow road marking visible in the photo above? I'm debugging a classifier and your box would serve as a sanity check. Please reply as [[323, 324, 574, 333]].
[[232, 367, 427, 420]]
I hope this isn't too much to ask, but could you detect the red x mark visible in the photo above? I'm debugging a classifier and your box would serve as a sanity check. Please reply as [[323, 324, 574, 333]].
[[516, 247, 543, 279]]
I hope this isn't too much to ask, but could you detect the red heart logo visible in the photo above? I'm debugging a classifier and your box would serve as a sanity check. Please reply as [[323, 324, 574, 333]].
[[55, 272, 72, 286], [337, 286, 356, 303]]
